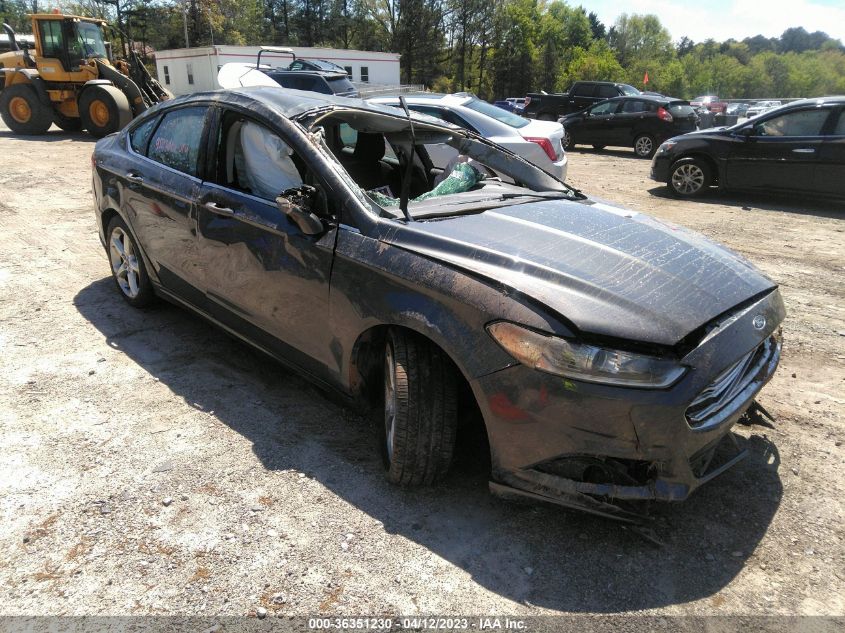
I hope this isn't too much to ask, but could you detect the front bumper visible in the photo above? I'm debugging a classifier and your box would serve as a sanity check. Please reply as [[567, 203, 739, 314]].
[[650, 153, 672, 183], [473, 290, 785, 522]]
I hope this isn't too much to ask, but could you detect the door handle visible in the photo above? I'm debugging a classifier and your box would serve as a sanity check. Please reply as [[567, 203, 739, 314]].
[[125, 172, 144, 184], [203, 201, 235, 217], [792, 148, 816, 154]]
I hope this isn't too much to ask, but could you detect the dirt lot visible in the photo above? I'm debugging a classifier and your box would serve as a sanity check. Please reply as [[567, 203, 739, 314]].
[[0, 119, 843, 622]]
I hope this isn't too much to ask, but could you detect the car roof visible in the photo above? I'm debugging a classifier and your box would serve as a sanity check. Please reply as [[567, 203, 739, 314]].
[[265, 69, 349, 79], [370, 93, 475, 107], [607, 94, 686, 103], [164, 86, 447, 121]]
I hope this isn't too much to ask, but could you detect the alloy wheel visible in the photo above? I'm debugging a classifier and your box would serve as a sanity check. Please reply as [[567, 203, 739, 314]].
[[672, 163, 705, 195], [635, 136, 653, 157], [109, 226, 141, 298]]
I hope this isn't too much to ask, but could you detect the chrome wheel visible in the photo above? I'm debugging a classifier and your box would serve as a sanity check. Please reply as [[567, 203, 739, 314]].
[[634, 135, 653, 157], [672, 163, 705, 195], [562, 129, 571, 149], [384, 343, 397, 463], [109, 226, 141, 299]]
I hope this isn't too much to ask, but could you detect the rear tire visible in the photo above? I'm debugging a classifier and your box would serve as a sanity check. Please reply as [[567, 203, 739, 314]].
[[53, 112, 83, 132], [668, 157, 712, 198], [382, 329, 457, 486], [106, 216, 155, 308], [562, 128, 574, 149], [79, 85, 132, 138], [633, 134, 656, 158], [0, 84, 53, 135]]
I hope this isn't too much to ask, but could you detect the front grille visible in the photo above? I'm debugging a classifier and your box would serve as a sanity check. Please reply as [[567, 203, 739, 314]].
[[686, 335, 779, 430]]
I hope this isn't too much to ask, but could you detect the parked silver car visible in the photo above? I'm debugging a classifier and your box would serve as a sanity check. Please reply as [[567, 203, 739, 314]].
[[369, 93, 568, 181], [745, 100, 783, 119]]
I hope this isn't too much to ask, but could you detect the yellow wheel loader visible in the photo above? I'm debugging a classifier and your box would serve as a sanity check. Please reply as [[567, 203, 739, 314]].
[[0, 13, 170, 137]]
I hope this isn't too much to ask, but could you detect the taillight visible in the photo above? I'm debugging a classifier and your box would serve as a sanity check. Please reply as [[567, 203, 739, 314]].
[[524, 96, 532, 105], [524, 136, 557, 161], [657, 107, 674, 122]]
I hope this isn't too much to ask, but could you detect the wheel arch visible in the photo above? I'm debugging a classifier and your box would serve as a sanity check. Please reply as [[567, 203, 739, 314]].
[[673, 152, 720, 185]]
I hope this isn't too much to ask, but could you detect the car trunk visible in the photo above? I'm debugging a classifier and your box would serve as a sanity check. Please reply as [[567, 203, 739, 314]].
[[668, 101, 698, 133], [518, 118, 566, 160]]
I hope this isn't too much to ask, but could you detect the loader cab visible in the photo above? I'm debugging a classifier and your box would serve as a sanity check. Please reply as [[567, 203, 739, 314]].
[[33, 15, 108, 76]]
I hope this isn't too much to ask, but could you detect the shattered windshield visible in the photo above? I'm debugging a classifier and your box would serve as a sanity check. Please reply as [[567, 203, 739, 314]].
[[311, 109, 577, 220]]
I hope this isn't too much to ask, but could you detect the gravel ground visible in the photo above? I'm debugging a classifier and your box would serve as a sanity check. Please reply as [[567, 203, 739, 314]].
[[0, 121, 843, 620]]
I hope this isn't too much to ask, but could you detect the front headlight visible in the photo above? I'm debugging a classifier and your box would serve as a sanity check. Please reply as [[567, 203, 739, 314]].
[[487, 322, 687, 389], [656, 141, 677, 154]]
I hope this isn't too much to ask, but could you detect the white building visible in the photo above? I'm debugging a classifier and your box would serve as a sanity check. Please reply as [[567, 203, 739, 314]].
[[153, 45, 401, 96]]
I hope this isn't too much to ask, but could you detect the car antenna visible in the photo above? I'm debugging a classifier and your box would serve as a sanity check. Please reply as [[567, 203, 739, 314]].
[[398, 95, 415, 222]]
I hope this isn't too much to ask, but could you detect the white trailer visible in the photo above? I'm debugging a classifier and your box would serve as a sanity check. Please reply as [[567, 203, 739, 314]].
[[153, 45, 401, 96]]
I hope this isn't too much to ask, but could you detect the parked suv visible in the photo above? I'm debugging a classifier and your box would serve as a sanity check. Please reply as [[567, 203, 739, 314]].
[[263, 69, 358, 98], [524, 81, 640, 120], [560, 95, 699, 158]]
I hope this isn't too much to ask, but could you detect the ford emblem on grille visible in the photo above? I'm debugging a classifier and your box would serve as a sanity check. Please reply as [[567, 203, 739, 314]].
[[752, 315, 767, 330]]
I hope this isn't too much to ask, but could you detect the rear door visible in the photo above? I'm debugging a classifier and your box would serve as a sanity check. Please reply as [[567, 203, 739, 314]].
[[725, 106, 834, 193], [195, 107, 339, 378], [815, 107, 845, 197], [615, 99, 650, 145], [570, 83, 596, 112], [120, 105, 210, 306]]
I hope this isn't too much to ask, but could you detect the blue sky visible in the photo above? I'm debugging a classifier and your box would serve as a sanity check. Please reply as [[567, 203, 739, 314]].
[[585, 0, 845, 43]]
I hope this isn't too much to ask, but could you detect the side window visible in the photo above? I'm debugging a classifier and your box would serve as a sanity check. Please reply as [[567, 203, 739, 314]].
[[147, 107, 207, 176], [755, 109, 831, 137], [289, 60, 305, 70], [572, 83, 594, 97], [216, 115, 305, 201], [409, 105, 446, 121], [596, 85, 619, 98], [39, 20, 63, 58], [621, 100, 646, 113], [129, 115, 160, 155], [590, 101, 618, 116]]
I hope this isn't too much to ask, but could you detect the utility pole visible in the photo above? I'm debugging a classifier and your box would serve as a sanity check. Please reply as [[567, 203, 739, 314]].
[[183, 0, 189, 48]]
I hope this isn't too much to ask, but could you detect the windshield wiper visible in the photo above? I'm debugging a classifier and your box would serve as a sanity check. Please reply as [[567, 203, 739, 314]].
[[498, 191, 578, 201]]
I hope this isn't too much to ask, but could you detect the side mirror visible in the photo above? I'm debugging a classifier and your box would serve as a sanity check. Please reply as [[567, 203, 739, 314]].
[[737, 126, 755, 140], [276, 186, 324, 235]]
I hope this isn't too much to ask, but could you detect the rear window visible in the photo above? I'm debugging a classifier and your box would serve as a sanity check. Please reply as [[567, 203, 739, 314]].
[[668, 103, 696, 117], [463, 98, 529, 128], [326, 75, 355, 94], [619, 84, 640, 96]]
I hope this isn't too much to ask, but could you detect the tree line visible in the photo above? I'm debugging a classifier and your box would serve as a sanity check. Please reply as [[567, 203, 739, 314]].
[[2, 0, 844, 99]]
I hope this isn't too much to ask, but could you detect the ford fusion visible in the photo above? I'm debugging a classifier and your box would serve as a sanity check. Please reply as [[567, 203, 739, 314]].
[[91, 87, 784, 522]]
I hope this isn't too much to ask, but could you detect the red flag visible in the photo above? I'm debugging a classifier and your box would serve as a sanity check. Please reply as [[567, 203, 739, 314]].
[[643, 71, 649, 85]]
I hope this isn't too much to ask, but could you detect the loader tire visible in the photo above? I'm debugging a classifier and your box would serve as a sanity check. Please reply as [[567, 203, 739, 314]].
[[53, 112, 83, 132], [79, 85, 132, 138], [0, 84, 53, 135]]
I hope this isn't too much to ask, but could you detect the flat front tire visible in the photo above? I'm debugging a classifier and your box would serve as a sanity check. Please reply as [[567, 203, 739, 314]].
[[383, 329, 457, 486], [669, 158, 712, 198], [106, 216, 155, 307]]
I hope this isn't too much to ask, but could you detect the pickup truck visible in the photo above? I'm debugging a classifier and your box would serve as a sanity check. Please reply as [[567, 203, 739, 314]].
[[524, 81, 640, 120]]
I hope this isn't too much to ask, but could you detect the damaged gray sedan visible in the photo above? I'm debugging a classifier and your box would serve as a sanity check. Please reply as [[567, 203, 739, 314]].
[[92, 87, 784, 522]]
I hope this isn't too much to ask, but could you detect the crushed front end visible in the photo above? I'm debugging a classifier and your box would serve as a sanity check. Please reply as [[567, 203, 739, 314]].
[[474, 290, 785, 523]]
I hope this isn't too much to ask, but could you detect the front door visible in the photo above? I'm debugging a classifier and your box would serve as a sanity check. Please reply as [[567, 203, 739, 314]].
[[815, 107, 845, 197], [196, 109, 338, 378], [581, 100, 621, 145], [725, 106, 833, 193]]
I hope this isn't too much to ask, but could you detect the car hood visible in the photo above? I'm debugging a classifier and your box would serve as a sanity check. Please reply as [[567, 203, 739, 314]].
[[386, 198, 776, 347]]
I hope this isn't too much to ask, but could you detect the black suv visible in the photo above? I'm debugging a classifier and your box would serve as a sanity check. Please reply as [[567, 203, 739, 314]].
[[524, 81, 640, 120], [263, 69, 358, 98], [651, 96, 845, 198], [560, 95, 699, 158]]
